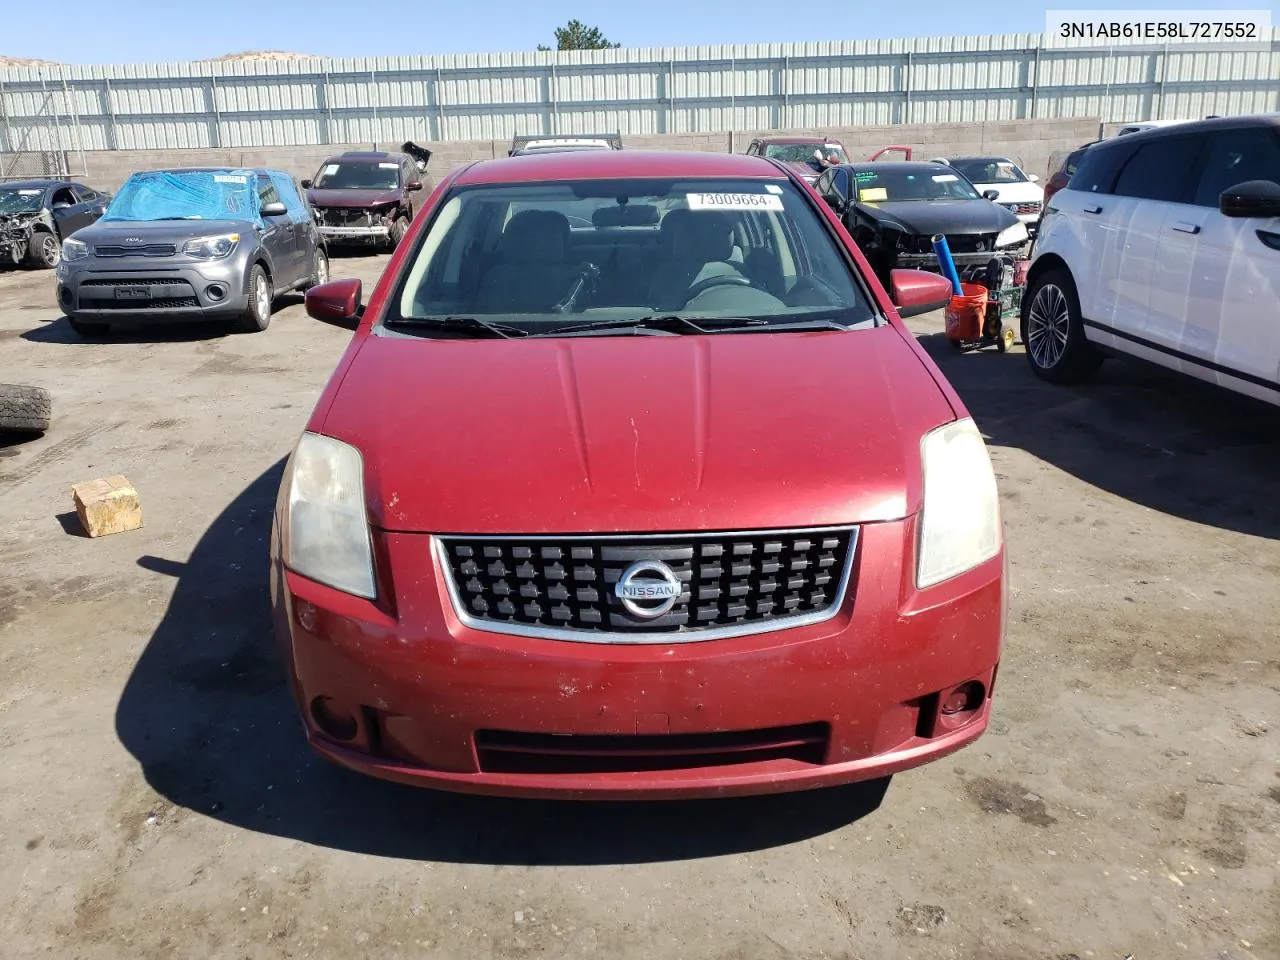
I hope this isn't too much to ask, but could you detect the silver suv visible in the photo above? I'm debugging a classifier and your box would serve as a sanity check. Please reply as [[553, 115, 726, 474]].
[[56, 167, 328, 337]]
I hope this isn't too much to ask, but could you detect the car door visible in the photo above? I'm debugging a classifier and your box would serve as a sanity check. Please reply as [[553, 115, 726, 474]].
[[256, 174, 301, 283], [73, 184, 109, 228], [1151, 125, 1280, 398], [47, 185, 89, 238], [269, 171, 319, 278]]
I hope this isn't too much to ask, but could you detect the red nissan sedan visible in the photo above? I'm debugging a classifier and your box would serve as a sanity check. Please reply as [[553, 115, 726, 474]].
[[271, 150, 1007, 800]]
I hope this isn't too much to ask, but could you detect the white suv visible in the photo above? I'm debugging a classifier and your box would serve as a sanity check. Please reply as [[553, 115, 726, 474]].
[[1022, 114, 1280, 406]]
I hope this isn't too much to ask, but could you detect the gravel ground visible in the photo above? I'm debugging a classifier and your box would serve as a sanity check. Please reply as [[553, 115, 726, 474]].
[[1, 254, 1277, 960]]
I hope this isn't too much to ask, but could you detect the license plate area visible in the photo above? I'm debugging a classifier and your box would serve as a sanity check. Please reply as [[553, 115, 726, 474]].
[[114, 286, 151, 300]]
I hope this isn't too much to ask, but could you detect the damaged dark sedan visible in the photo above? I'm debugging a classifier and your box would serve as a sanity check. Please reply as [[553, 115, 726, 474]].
[[814, 162, 1028, 287], [1, 180, 110, 269], [302, 143, 433, 250]]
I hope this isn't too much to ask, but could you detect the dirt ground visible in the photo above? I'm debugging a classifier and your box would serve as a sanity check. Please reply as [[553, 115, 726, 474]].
[[1, 253, 1277, 960]]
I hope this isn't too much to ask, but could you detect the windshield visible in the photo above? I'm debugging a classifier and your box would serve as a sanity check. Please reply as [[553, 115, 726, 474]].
[[763, 143, 849, 164], [313, 162, 400, 190], [851, 167, 981, 202], [949, 158, 1026, 184], [391, 177, 874, 334], [102, 170, 258, 222], [0, 187, 45, 215]]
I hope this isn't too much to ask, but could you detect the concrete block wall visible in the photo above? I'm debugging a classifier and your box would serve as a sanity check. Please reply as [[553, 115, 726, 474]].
[[63, 118, 1102, 192]]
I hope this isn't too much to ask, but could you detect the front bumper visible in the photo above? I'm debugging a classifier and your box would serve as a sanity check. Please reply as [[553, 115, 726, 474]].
[[272, 519, 1006, 799], [316, 225, 390, 242], [896, 248, 1027, 270], [57, 260, 248, 322]]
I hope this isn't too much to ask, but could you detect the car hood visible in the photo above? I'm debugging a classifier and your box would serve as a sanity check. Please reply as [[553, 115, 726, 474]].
[[71, 218, 255, 245], [973, 181, 1044, 204], [781, 160, 822, 180], [321, 327, 956, 534], [307, 188, 401, 209], [856, 199, 1018, 235]]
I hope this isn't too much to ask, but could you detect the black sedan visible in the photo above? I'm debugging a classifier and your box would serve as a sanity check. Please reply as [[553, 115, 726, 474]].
[[0, 180, 110, 269], [813, 162, 1029, 287]]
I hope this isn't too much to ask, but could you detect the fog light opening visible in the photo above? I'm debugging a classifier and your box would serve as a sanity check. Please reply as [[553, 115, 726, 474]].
[[941, 681, 985, 717], [205, 283, 227, 302], [310, 696, 359, 741], [58, 286, 73, 306]]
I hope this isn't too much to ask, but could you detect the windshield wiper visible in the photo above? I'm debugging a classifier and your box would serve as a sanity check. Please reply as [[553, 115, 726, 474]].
[[384, 315, 528, 339], [535, 314, 852, 337]]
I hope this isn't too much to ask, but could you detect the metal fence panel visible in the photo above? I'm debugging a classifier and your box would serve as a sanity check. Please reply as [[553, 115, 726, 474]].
[[1, 31, 1277, 155]]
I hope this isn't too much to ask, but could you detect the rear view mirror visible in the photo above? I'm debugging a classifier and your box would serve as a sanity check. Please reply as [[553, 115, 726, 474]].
[[407, 181, 423, 192], [260, 201, 288, 217], [888, 269, 954, 318], [300, 179, 313, 189], [982, 189, 1000, 201], [306, 278, 363, 325], [1219, 179, 1280, 218]]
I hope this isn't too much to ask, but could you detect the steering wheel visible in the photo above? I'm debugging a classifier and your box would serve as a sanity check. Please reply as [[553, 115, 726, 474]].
[[683, 274, 753, 302]]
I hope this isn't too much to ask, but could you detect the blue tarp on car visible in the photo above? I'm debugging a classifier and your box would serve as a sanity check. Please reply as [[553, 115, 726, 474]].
[[102, 169, 262, 225]]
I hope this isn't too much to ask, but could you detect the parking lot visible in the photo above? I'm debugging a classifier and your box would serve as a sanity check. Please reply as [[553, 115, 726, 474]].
[[1, 249, 1278, 959]]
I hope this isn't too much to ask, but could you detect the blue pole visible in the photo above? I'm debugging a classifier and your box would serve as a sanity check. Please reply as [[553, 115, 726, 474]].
[[932, 233, 963, 296]]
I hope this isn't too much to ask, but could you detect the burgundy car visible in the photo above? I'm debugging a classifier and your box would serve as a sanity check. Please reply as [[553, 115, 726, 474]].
[[302, 144, 433, 249], [273, 150, 1007, 800], [744, 136, 850, 185]]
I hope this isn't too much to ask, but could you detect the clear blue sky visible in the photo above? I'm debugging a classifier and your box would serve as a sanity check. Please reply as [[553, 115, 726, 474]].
[[3, 0, 1276, 62]]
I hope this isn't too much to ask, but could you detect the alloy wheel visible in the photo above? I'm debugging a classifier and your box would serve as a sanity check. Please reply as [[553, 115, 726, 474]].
[[1026, 283, 1070, 369]]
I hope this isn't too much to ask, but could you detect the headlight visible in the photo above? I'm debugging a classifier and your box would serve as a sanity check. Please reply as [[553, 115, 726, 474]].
[[285, 432, 376, 599], [61, 237, 90, 261], [181, 233, 240, 260], [917, 418, 1002, 588], [995, 222, 1028, 248]]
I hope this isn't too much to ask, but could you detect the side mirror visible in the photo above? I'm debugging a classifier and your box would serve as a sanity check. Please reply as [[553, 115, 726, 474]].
[[260, 201, 288, 217], [1028, 173, 1040, 183], [887, 268, 954, 318], [300, 179, 313, 189], [406, 181, 423, 192], [822, 194, 847, 214], [982, 189, 1001, 201], [1219, 179, 1280, 218], [305, 278, 363, 324]]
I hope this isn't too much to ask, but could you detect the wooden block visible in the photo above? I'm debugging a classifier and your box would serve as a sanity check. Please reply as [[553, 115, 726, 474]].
[[71, 475, 143, 538]]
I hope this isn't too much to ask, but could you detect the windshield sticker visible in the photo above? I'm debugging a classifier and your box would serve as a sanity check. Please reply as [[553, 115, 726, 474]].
[[854, 171, 878, 183], [18, 189, 42, 195], [213, 174, 247, 184], [764, 184, 783, 194], [378, 162, 399, 169], [858, 187, 888, 202], [931, 174, 959, 182], [321, 164, 339, 177], [687, 193, 783, 211]]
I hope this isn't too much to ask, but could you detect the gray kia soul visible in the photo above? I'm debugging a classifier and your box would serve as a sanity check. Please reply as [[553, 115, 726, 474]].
[[56, 167, 328, 337]]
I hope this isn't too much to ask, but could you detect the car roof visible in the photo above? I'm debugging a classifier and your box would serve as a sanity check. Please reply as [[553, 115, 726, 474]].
[[326, 152, 406, 163], [454, 150, 787, 185], [945, 156, 1016, 165], [843, 161, 957, 174], [0, 179, 64, 190], [756, 136, 843, 144], [1105, 112, 1280, 145]]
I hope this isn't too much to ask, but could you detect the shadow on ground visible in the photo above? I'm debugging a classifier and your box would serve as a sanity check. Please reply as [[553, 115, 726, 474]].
[[22, 315, 230, 345], [917, 332, 1280, 541], [116, 460, 887, 865]]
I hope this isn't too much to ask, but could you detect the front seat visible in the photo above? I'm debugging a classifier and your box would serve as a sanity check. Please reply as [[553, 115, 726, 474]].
[[646, 210, 745, 309], [475, 210, 581, 313]]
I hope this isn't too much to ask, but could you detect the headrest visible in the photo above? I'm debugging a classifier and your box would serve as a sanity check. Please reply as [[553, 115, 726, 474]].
[[661, 209, 734, 261], [498, 209, 569, 262]]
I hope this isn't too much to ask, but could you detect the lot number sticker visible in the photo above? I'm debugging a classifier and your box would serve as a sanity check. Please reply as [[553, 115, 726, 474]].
[[858, 187, 888, 202], [213, 174, 248, 184], [687, 193, 783, 211], [931, 174, 959, 182]]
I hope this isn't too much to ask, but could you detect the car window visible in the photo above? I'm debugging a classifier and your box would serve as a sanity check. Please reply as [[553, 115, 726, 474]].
[[1113, 137, 1204, 203], [257, 177, 282, 208], [74, 185, 99, 203], [1192, 127, 1280, 207], [746, 142, 759, 156], [0, 186, 47, 214], [831, 168, 850, 198], [849, 167, 981, 202], [313, 161, 400, 190], [764, 144, 828, 163], [815, 169, 835, 197], [1064, 148, 1086, 176], [268, 172, 309, 222], [50, 187, 76, 207], [1069, 144, 1131, 193], [951, 158, 1026, 184], [392, 177, 876, 332]]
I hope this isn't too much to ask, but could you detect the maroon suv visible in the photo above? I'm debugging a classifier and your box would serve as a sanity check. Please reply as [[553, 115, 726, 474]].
[[302, 144, 433, 249], [744, 136, 850, 185]]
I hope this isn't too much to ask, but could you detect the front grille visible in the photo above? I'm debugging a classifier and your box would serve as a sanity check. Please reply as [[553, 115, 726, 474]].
[[93, 244, 176, 257], [476, 723, 830, 774], [439, 527, 857, 642], [81, 277, 187, 287], [94, 296, 199, 310], [317, 207, 373, 226], [943, 233, 999, 254], [1001, 201, 1041, 216]]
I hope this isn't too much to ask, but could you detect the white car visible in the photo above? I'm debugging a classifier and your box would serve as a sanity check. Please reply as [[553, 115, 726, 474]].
[[1022, 114, 1280, 406], [932, 156, 1044, 232]]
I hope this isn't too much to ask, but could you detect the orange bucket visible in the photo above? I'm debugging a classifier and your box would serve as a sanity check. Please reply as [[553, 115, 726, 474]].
[[944, 282, 988, 342]]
